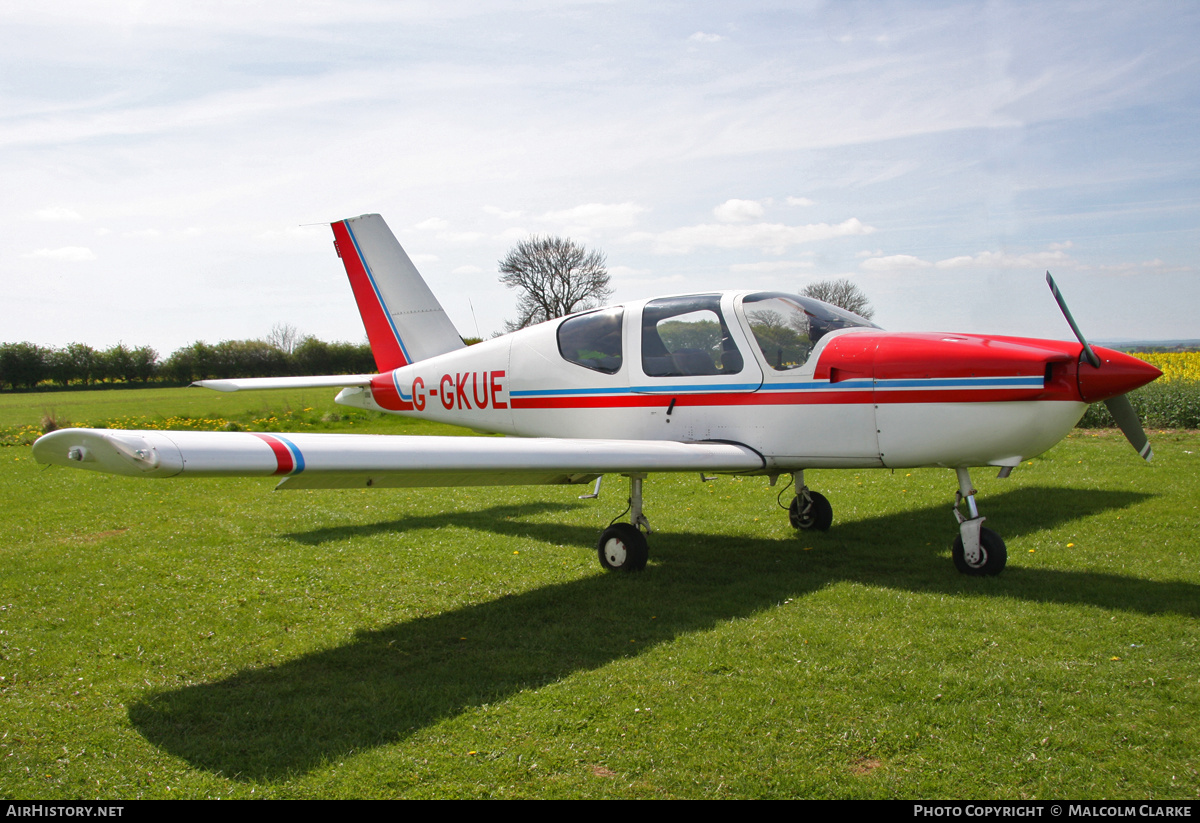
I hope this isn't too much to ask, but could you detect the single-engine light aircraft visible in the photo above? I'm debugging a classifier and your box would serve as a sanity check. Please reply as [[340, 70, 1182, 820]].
[[34, 214, 1163, 575]]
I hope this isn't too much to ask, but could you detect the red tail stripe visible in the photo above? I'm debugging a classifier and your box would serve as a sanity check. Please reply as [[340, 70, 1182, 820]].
[[332, 220, 408, 372]]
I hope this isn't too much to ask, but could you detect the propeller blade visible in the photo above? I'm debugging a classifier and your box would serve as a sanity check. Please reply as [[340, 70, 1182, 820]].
[[1104, 394, 1153, 462], [1046, 272, 1156, 460], [1046, 272, 1101, 368]]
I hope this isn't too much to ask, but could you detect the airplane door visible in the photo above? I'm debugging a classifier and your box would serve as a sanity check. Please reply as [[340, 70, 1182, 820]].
[[632, 293, 764, 442]]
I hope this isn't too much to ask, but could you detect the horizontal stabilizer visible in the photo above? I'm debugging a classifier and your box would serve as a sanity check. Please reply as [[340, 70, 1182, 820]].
[[194, 374, 377, 392], [33, 428, 765, 486]]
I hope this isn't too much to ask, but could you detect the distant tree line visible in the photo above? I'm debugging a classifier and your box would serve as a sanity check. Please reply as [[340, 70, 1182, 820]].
[[0, 337, 376, 391]]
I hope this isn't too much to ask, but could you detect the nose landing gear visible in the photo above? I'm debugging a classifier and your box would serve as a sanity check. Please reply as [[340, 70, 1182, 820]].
[[950, 467, 1007, 576]]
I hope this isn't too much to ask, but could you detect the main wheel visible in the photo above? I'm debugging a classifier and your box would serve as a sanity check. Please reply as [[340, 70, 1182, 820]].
[[789, 491, 833, 531], [951, 527, 1007, 576], [597, 523, 649, 572]]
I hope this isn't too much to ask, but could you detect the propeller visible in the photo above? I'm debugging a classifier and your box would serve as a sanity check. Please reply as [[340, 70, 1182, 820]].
[[1046, 272, 1157, 461]]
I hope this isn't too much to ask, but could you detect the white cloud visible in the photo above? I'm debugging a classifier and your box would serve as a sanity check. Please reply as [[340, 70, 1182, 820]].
[[713, 199, 765, 223], [860, 247, 1078, 273], [785, 197, 814, 207], [436, 231, 485, 244], [22, 246, 96, 261], [496, 226, 531, 242], [541, 202, 647, 232], [688, 32, 725, 43], [860, 254, 932, 271], [638, 218, 874, 254], [611, 271, 687, 288], [731, 259, 814, 272], [483, 206, 523, 220], [415, 217, 450, 231], [933, 250, 1074, 270], [858, 247, 1194, 286], [32, 207, 83, 222]]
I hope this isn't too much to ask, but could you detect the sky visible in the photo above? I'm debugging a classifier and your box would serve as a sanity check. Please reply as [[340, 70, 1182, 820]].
[[4, 0, 1199, 355]]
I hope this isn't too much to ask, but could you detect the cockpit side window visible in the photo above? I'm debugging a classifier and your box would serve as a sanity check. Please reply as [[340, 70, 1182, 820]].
[[641, 295, 744, 377], [557, 307, 624, 374]]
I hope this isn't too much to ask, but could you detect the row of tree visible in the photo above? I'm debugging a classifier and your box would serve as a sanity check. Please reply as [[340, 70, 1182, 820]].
[[0, 337, 377, 391]]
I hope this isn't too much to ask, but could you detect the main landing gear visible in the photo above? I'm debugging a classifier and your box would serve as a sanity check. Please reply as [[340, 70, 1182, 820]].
[[950, 467, 1007, 576], [597, 474, 650, 572], [786, 470, 833, 532]]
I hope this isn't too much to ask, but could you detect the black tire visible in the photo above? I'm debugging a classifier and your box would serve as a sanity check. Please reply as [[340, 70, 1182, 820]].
[[789, 491, 833, 531], [951, 527, 1007, 576], [597, 523, 649, 572]]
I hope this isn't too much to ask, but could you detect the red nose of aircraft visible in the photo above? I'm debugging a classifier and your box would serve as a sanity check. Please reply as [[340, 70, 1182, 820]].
[[1076, 347, 1163, 403]]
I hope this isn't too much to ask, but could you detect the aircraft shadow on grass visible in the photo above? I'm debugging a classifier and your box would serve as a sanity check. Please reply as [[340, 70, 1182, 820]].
[[129, 484, 1196, 781]]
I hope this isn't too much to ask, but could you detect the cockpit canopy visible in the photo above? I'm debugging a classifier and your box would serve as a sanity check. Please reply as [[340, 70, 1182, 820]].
[[556, 291, 880, 376]]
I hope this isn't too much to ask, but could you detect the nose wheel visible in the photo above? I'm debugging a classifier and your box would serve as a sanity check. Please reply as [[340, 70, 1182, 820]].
[[951, 468, 1007, 576], [951, 527, 1007, 576]]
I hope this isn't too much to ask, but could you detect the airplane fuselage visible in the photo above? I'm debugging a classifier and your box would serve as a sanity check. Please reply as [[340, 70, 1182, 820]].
[[335, 289, 1147, 473]]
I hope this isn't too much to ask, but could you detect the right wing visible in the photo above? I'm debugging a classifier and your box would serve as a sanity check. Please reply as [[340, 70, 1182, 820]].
[[32, 428, 765, 488]]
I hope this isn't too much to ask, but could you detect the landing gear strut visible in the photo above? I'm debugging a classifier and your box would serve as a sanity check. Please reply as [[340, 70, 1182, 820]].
[[950, 467, 1007, 576], [787, 470, 833, 531], [597, 474, 650, 572]]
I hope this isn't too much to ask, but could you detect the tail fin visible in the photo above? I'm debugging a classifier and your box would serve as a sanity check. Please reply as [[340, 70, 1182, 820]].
[[331, 214, 465, 371]]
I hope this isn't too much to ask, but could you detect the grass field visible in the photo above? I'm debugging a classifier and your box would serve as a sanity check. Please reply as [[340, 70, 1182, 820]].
[[1, 388, 1198, 798]]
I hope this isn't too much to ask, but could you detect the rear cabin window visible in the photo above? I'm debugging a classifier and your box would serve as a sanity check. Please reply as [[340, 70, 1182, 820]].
[[641, 295, 744, 377], [557, 308, 624, 374]]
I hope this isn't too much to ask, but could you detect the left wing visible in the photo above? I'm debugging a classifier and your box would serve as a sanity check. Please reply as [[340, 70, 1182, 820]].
[[32, 428, 765, 488]]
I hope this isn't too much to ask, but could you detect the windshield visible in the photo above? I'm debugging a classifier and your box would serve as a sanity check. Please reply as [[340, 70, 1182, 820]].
[[741, 292, 879, 371]]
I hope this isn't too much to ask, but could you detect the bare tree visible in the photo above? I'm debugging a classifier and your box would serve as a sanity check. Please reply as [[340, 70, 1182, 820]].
[[267, 322, 301, 354], [499, 236, 612, 332], [800, 278, 875, 320]]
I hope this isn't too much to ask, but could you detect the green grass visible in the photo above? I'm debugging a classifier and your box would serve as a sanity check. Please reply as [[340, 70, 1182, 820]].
[[1, 390, 1198, 798]]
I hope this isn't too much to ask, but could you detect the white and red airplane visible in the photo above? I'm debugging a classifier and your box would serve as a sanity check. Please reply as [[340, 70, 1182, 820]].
[[33, 214, 1162, 576]]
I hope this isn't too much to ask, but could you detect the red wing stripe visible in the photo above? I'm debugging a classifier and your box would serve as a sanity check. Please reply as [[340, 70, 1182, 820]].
[[250, 433, 294, 475]]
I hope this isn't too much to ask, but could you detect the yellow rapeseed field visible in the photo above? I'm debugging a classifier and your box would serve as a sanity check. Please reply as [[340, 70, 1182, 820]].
[[1135, 351, 1200, 382]]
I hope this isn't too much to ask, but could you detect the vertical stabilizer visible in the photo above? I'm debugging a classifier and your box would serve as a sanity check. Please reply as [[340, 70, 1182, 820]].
[[332, 214, 465, 371]]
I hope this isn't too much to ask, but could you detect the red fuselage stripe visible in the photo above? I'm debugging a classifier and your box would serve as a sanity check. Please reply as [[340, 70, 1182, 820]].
[[509, 387, 1066, 410]]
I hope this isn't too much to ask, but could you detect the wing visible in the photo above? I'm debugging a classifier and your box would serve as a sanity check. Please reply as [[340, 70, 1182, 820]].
[[32, 428, 765, 488]]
